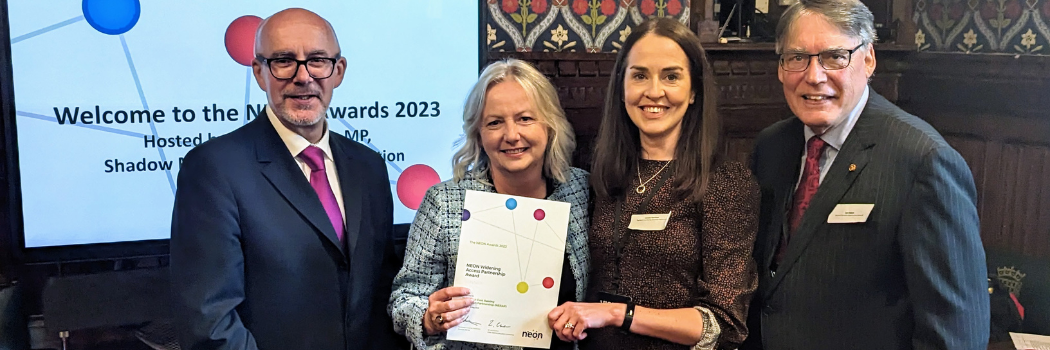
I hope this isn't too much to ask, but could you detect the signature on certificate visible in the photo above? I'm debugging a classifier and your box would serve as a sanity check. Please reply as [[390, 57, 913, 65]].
[[488, 320, 512, 329], [462, 314, 482, 327]]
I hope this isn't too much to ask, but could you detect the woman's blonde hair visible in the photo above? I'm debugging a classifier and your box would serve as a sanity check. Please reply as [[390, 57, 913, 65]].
[[452, 58, 575, 183]]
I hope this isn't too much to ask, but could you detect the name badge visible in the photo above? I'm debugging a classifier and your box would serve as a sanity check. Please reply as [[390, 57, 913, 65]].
[[627, 212, 671, 231], [827, 204, 874, 223]]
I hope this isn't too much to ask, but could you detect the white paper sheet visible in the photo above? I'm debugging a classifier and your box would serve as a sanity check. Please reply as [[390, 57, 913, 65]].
[[446, 190, 571, 348], [1011, 332, 1050, 350]]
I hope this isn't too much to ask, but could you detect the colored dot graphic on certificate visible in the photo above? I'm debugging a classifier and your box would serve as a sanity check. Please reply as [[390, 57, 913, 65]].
[[460, 198, 561, 294]]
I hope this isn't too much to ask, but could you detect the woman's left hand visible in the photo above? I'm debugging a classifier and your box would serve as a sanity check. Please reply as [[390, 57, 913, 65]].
[[547, 301, 624, 342]]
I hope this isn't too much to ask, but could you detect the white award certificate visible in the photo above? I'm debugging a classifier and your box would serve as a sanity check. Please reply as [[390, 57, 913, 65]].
[[446, 190, 570, 348]]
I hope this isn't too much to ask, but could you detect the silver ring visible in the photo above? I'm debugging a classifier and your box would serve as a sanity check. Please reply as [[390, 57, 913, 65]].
[[564, 322, 575, 329]]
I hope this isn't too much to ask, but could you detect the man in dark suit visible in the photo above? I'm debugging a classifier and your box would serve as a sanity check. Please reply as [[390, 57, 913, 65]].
[[742, 0, 990, 349], [170, 8, 401, 350]]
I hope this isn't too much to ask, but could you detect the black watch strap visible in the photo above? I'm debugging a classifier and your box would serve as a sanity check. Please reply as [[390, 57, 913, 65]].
[[621, 302, 635, 332]]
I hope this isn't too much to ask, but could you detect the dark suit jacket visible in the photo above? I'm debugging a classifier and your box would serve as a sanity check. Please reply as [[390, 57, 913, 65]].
[[170, 115, 401, 350], [742, 91, 990, 350]]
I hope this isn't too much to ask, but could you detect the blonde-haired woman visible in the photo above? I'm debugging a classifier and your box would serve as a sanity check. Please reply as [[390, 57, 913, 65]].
[[389, 58, 590, 350]]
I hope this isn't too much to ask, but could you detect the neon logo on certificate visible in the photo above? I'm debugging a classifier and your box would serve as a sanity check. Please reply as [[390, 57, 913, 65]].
[[448, 190, 570, 348]]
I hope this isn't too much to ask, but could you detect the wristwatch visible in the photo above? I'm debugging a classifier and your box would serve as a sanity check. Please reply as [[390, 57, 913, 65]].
[[621, 301, 635, 332]]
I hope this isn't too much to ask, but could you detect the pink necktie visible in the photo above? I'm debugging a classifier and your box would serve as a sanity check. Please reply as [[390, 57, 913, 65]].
[[299, 146, 344, 242]]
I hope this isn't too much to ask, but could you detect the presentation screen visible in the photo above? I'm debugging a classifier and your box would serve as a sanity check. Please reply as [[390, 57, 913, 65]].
[[6, 0, 478, 248]]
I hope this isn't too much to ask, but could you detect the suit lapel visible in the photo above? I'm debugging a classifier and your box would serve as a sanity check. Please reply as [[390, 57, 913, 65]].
[[761, 120, 806, 279], [768, 95, 885, 293], [330, 137, 364, 261], [254, 117, 345, 256]]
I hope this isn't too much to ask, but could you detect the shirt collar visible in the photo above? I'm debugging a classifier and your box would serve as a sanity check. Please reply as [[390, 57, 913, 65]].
[[804, 85, 869, 150], [266, 106, 333, 161]]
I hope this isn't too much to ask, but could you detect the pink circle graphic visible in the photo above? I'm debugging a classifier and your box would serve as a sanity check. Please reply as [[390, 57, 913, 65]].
[[225, 15, 263, 66], [396, 164, 441, 210], [533, 209, 545, 221], [542, 277, 555, 289]]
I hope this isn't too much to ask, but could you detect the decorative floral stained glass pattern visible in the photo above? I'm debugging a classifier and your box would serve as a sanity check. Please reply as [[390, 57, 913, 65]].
[[913, 0, 1050, 54], [486, 0, 691, 52], [486, 0, 1050, 55]]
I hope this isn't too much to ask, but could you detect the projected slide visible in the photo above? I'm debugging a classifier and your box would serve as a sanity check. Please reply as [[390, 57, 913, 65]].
[[8, 0, 478, 247]]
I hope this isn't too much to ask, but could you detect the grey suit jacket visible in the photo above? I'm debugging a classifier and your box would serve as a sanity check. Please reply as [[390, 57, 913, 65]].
[[743, 91, 990, 350]]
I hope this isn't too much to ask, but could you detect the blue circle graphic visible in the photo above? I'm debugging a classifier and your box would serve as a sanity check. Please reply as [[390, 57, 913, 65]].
[[83, 0, 141, 35], [461, 209, 471, 221], [505, 198, 517, 210]]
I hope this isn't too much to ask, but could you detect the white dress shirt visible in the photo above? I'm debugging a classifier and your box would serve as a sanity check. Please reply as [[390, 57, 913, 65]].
[[267, 107, 346, 222], [797, 85, 870, 187]]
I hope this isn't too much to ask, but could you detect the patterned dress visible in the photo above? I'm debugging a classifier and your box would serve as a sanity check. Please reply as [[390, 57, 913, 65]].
[[583, 160, 759, 350]]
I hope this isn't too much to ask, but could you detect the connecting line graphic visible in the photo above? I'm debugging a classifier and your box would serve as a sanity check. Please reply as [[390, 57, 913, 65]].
[[522, 222, 540, 281], [511, 210, 522, 280], [11, 16, 84, 44], [120, 34, 175, 195], [542, 221, 562, 245], [14, 12, 418, 202], [334, 118, 404, 174], [16, 111, 145, 138], [467, 204, 563, 284], [13, 16, 175, 193], [243, 67, 252, 125], [468, 208, 561, 252]]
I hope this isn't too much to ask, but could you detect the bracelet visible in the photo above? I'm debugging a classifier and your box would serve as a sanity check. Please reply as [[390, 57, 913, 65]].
[[620, 302, 635, 332]]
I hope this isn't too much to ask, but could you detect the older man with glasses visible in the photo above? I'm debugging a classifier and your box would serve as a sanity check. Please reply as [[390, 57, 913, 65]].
[[170, 8, 402, 350], [742, 0, 990, 349]]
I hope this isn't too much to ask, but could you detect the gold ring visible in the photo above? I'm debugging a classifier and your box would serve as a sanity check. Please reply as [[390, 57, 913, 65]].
[[564, 322, 575, 329], [436, 315, 445, 324]]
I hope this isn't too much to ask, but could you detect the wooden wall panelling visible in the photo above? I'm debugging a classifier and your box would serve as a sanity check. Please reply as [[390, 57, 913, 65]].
[[985, 142, 1050, 258], [928, 118, 1050, 259], [490, 52, 617, 169], [706, 45, 910, 164], [709, 47, 789, 165], [899, 53, 1050, 259], [489, 44, 911, 168], [493, 47, 1050, 261], [502, 47, 1050, 335]]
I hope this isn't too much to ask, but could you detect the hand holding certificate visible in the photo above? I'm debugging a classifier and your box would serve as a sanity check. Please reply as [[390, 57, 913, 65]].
[[446, 190, 571, 348]]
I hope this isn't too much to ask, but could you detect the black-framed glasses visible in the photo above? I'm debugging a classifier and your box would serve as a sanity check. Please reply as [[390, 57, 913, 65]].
[[779, 43, 867, 72], [256, 55, 340, 80]]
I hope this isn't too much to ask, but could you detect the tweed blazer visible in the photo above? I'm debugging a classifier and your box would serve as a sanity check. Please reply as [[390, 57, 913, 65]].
[[389, 167, 591, 350]]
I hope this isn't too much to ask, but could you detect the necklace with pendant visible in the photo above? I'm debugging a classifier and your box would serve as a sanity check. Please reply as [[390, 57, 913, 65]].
[[636, 160, 672, 194]]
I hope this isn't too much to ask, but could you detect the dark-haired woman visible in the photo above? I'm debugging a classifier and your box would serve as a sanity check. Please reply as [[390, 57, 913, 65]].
[[546, 18, 759, 350]]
